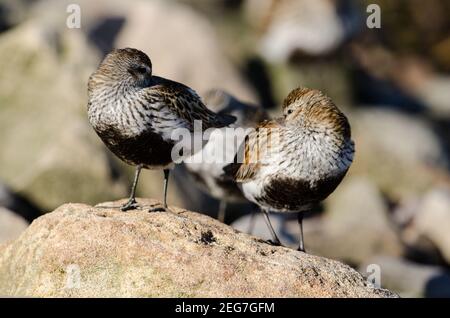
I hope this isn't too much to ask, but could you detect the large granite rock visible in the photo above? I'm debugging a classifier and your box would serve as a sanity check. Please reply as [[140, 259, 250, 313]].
[[0, 199, 396, 297]]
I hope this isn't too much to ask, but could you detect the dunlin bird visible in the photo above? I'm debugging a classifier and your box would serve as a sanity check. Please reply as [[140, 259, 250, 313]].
[[225, 87, 354, 251], [185, 89, 268, 222], [87, 48, 235, 211]]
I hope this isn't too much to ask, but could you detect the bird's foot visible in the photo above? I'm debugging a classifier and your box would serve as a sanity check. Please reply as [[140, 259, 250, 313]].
[[148, 203, 169, 213], [267, 239, 283, 247], [297, 245, 306, 253], [120, 198, 139, 211]]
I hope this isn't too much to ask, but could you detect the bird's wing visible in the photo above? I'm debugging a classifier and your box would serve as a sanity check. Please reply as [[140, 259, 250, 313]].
[[145, 77, 235, 134], [223, 119, 282, 182]]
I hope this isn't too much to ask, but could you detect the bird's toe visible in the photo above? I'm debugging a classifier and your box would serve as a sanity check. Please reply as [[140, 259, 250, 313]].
[[267, 239, 283, 247], [120, 200, 139, 212]]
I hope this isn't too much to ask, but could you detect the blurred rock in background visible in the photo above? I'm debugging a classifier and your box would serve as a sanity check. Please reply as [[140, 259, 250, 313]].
[[405, 187, 450, 264], [116, 0, 256, 102], [0, 181, 40, 222], [0, 14, 128, 211], [349, 109, 449, 201], [244, 0, 361, 62], [360, 256, 450, 298], [0, 0, 33, 32], [0, 207, 29, 244]]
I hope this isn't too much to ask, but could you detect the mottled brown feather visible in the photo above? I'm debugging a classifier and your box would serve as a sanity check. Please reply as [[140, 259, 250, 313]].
[[147, 77, 235, 130], [233, 119, 282, 182]]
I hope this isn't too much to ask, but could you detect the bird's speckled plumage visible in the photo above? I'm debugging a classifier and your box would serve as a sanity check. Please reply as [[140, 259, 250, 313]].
[[87, 48, 235, 170], [226, 87, 354, 213], [87, 48, 235, 211]]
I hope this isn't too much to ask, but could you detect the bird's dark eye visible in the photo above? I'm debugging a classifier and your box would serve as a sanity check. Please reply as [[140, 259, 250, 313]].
[[287, 109, 293, 114], [135, 66, 147, 74]]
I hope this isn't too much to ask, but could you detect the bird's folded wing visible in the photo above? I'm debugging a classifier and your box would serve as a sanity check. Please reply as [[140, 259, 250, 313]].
[[145, 78, 235, 135], [224, 119, 282, 182]]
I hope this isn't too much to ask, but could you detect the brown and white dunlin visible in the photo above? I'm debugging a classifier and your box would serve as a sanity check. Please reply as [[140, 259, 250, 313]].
[[87, 48, 235, 211], [226, 87, 354, 251]]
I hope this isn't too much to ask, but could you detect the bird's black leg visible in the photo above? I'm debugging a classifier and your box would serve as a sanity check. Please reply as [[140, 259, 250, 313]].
[[297, 212, 306, 252], [150, 169, 170, 212], [217, 200, 227, 223], [262, 209, 282, 246], [163, 169, 170, 209], [121, 165, 142, 211]]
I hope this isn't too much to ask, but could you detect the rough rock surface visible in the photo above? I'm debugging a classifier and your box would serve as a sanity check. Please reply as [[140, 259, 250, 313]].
[[0, 199, 396, 298]]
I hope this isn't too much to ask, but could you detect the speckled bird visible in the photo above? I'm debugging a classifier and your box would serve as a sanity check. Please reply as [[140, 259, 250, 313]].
[[225, 87, 354, 251], [184, 89, 268, 222], [87, 48, 235, 211]]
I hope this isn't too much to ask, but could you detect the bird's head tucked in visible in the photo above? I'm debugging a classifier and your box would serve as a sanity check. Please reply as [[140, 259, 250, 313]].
[[282, 87, 351, 140], [89, 48, 153, 91]]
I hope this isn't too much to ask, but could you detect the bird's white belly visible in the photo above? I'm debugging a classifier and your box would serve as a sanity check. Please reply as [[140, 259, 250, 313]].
[[241, 179, 263, 205]]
